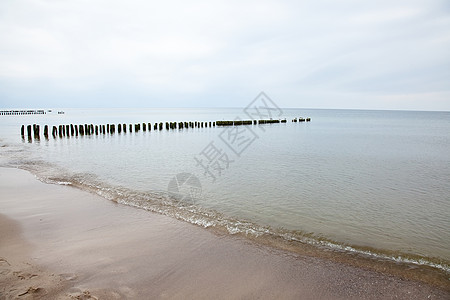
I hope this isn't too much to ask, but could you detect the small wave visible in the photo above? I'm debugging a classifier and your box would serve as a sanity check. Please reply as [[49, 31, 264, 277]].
[[4, 152, 449, 278]]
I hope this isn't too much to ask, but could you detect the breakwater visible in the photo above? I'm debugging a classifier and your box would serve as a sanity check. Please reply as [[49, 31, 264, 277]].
[[20, 118, 311, 141], [1, 109, 46, 115]]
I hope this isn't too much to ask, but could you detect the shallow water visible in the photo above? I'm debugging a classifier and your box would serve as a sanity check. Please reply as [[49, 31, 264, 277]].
[[0, 107, 449, 273]]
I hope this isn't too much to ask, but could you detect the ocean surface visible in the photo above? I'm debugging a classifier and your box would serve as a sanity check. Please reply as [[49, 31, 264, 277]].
[[1, 107, 449, 275]]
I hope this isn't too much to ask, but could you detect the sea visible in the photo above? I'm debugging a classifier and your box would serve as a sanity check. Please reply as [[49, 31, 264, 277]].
[[1, 107, 449, 278]]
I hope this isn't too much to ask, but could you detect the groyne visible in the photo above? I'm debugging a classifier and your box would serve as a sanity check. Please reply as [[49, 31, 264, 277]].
[[20, 118, 311, 141]]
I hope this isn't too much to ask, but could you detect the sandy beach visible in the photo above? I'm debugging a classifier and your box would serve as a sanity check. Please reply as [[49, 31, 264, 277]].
[[0, 167, 449, 299]]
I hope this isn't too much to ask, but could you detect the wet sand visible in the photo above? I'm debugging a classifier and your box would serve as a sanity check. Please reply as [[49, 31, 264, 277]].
[[0, 167, 449, 299]]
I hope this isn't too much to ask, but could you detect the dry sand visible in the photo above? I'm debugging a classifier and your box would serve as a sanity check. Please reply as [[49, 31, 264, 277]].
[[0, 167, 449, 299]]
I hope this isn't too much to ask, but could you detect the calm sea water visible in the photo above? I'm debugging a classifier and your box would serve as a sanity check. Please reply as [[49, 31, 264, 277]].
[[1, 108, 449, 272]]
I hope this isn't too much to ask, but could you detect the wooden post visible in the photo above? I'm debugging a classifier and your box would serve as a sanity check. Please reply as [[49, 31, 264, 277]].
[[44, 125, 48, 139], [123, 124, 127, 133], [143, 123, 146, 131], [79, 125, 84, 135], [66, 125, 70, 136], [159, 122, 163, 130], [129, 124, 132, 132], [102, 125, 106, 134], [107, 124, 110, 133], [154, 123, 157, 130], [148, 123, 151, 131], [21, 125, 24, 137], [75, 125, 78, 136], [118, 124, 122, 133], [95, 125, 99, 135], [52, 126, 57, 138], [34, 124, 40, 139], [110, 124, 115, 134]]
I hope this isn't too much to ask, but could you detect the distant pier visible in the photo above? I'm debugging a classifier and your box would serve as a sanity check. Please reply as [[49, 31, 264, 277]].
[[1, 110, 46, 116]]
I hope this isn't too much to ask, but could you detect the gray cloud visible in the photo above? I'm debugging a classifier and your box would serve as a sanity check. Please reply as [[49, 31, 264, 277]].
[[0, 0, 449, 110]]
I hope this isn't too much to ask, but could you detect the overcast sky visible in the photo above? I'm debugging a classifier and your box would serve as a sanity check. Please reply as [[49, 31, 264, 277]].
[[0, 0, 449, 110]]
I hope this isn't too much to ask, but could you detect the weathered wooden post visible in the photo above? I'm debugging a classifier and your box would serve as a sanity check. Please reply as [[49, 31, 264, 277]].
[[21, 125, 24, 138], [70, 124, 75, 136], [110, 124, 115, 134], [95, 125, 99, 135], [165, 122, 169, 130], [123, 124, 126, 133], [154, 123, 157, 130], [79, 125, 84, 135], [102, 125, 106, 134], [84, 124, 88, 135], [34, 124, 40, 139], [44, 125, 48, 139], [159, 122, 163, 130], [66, 125, 70, 135], [148, 123, 151, 131], [75, 125, 78, 136], [306, 118, 311, 122], [143, 123, 146, 131], [129, 124, 132, 132], [118, 124, 122, 133], [107, 124, 110, 133], [52, 126, 57, 138], [135, 124, 139, 132]]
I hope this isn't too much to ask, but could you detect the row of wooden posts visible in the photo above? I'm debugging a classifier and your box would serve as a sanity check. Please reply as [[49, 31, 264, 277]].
[[1, 110, 46, 115], [21, 118, 311, 140]]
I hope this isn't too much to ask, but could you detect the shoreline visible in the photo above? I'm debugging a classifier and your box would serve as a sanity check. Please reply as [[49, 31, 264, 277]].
[[0, 167, 449, 299]]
